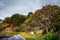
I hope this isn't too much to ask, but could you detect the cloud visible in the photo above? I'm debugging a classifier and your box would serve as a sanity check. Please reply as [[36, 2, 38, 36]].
[[40, 0, 60, 6], [0, 0, 60, 19]]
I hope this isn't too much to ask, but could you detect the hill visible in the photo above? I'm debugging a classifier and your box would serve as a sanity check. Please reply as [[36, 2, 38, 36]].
[[21, 5, 60, 33]]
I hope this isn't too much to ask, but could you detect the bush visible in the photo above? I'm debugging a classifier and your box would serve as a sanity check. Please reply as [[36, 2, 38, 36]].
[[42, 30, 56, 40], [13, 27, 21, 32], [55, 33, 60, 40], [43, 33, 55, 40]]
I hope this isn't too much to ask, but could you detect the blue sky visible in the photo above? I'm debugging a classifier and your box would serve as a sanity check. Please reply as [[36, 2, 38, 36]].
[[0, 0, 60, 19]]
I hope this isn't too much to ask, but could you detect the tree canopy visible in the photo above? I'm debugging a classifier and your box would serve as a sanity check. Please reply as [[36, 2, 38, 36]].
[[21, 5, 60, 32], [1, 5, 60, 33]]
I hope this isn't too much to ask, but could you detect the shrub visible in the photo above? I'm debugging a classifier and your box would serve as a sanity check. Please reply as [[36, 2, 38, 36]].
[[55, 33, 60, 40], [43, 33, 55, 40]]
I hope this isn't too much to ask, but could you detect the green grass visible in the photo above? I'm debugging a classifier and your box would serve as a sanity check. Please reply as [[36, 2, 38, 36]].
[[24, 34, 37, 38], [18, 32, 42, 40], [24, 34, 41, 40]]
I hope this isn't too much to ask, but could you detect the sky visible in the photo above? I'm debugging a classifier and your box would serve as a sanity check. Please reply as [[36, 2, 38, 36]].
[[0, 0, 60, 19]]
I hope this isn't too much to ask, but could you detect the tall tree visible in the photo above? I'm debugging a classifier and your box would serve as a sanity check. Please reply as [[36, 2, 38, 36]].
[[11, 13, 27, 26]]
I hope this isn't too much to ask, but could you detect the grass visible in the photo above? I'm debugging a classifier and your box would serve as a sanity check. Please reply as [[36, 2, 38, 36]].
[[18, 32, 41, 40], [24, 34, 37, 38], [23, 33, 43, 40]]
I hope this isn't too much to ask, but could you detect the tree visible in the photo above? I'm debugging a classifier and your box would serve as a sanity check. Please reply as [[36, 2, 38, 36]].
[[10, 13, 27, 26], [22, 5, 60, 33], [3, 17, 11, 23], [27, 12, 33, 18]]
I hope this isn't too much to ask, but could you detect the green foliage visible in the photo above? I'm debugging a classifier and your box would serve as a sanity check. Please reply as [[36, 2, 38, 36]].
[[56, 34, 60, 40], [43, 33, 55, 40], [0, 23, 3, 31], [13, 27, 21, 32], [27, 12, 33, 18], [22, 5, 60, 33], [0, 23, 9, 31], [42, 30, 56, 40], [0, 5, 60, 37], [10, 13, 27, 26], [3, 17, 11, 23], [25, 34, 41, 40]]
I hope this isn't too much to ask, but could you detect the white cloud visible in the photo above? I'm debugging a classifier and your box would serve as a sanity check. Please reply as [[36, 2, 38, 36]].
[[0, 0, 60, 19]]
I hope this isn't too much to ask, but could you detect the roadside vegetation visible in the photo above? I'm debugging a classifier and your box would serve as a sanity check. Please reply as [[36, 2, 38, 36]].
[[0, 5, 60, 40]]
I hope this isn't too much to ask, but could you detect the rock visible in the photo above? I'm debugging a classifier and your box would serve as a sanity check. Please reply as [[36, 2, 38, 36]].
[[5, 35, 26, 40]]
